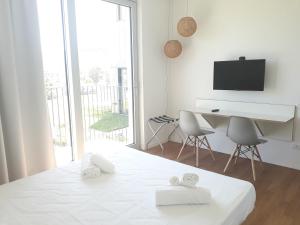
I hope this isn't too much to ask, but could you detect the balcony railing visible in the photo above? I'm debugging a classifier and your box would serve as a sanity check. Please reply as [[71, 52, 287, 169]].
[[46, 84, 130, 147]]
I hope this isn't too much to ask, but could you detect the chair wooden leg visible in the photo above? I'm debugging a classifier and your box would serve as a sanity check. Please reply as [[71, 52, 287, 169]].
[[234, 145, 241, 164], [197, 137, 204, 150], [224, 145, 239, 173], [204, 136, 215, 160], [196, 137, 199, 167], [191, 137, 196, 153], [251, 148, 256, 181], [177, 137, 188, 160], [254, 145, 263, 166]]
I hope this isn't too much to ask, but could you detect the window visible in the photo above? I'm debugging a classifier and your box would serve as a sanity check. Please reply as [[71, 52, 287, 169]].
[[37, 0, 138, 165]]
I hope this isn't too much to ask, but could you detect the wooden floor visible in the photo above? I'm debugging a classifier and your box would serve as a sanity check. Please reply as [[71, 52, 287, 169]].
[[148, 141, 300, 225]]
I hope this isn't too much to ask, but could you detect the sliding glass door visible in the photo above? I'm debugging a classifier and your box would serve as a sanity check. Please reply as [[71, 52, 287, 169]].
[[37, 0, 138, 165], [75, 0, 135, 146]]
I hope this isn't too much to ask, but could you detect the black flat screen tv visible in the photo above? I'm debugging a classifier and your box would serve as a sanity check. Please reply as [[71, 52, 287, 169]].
[[213, 59, 265, 91]]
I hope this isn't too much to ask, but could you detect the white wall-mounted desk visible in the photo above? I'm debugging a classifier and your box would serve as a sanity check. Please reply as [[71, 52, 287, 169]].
[[190, 99, 296, 141], [194, 108, 294, 123]]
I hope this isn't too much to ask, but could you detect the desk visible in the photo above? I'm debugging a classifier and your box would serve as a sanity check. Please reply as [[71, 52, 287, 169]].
[[189, 99, 296, 141], [194, 108, 294, 123]]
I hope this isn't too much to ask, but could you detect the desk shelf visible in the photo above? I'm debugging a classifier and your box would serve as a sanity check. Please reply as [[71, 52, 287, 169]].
[[190, 99, 296, 141]]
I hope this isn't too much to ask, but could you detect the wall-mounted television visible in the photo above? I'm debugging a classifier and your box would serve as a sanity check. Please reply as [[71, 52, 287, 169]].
[[213, 58, 266, 91]]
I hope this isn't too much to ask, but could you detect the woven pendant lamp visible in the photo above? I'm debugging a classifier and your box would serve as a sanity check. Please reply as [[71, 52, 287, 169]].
[[177, 0, 197, 37], [177, 16, 197, 37], [164, 40, 182, 58], [164, 0, 182, 58]]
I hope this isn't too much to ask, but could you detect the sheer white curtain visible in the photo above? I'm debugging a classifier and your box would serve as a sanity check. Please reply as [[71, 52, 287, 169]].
[[0, 0, 55, 185]]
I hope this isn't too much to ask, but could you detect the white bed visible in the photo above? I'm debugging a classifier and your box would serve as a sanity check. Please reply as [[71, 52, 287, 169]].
[[0, 144, 255, 225]]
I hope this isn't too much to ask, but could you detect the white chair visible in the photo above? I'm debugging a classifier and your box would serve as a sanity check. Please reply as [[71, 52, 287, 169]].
[[224, 116, 267, 181], [177, 111, 215, 167]]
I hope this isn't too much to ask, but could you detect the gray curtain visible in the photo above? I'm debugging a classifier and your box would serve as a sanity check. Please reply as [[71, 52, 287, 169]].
[[0, 0, 55, 185]]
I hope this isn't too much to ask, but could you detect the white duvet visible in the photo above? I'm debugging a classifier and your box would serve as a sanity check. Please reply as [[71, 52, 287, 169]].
[[0, 144, 255, 225]]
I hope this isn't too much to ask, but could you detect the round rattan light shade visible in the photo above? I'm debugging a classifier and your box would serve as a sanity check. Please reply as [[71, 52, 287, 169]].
[[164, 40, 182, 58], [177, 16, 197, 37]]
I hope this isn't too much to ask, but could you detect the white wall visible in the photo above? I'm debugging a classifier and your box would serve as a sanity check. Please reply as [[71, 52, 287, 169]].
[[167, 0, 300, 169], [137, 0, 170, 149]]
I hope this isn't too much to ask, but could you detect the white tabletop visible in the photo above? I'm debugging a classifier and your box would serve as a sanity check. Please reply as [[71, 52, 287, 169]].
[[193, 107, 294, 123]]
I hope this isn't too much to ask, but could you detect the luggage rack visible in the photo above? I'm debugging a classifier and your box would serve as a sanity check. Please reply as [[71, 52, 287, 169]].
[[146, 115, 183, 153]]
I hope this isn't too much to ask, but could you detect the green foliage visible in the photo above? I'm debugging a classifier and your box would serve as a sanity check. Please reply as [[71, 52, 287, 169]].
[[90, 112, 128, 132]]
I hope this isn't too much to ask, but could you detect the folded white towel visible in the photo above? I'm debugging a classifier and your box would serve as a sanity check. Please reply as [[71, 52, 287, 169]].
[[155, 187, 211, 206], [81, 153, 101, 178], [90, 153, 115, 173]]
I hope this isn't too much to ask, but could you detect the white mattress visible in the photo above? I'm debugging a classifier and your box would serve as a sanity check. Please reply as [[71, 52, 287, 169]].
[[0, 144, 255, 225]]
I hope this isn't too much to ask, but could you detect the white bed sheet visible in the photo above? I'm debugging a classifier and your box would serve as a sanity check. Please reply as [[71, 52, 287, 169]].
[[0, 144, 255, 225]]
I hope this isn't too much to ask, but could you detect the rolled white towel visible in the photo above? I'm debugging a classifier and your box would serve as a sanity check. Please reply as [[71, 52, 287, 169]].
[[81, 153, 101, 178], [169, 176, 180, 186], [90, 153, 115, 173], [181, 173, 199, 188], [169, 173, 199, 188], [155, 186, 211, 206]]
